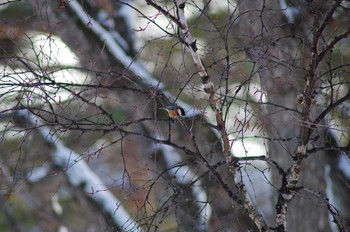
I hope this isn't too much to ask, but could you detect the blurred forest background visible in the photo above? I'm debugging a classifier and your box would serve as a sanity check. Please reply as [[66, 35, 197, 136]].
[[0, 0, 350, 231]]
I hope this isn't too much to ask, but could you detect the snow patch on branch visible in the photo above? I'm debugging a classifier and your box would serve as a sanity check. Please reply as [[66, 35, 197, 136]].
[[18, 109, 142, 232], [337, 155, 350, 179], [325, 165, 340, 232], [279, 0, 300, 23], [154, 143, 212, 231], [68, 1, 161, 89]]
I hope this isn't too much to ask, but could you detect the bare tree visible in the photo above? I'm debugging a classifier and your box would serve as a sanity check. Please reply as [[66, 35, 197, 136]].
[[0, 0, 349, 231]]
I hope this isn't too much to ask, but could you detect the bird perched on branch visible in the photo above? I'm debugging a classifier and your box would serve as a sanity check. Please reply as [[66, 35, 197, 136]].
[[159, 105, 186, 118], [160, 105, 192, 136]]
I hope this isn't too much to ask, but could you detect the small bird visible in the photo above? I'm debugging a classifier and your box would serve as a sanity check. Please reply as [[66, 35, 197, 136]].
[[159, 105, 186, 118]]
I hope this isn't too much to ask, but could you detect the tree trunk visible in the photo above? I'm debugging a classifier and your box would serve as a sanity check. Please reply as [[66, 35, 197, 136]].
[[238, 1, 331, 231]]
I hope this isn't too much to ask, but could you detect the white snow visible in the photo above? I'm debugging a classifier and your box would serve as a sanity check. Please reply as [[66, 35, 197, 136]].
[[155, 143, 212, 231], [19, 109, 142, 231], [68, 1, 162, 89]]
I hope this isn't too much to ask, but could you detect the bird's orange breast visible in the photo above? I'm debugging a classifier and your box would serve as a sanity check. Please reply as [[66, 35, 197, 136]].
[[167, 110, 179, 118]]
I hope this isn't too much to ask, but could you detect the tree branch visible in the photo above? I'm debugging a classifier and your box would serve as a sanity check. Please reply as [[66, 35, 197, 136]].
[[144, 1, 270, 230]]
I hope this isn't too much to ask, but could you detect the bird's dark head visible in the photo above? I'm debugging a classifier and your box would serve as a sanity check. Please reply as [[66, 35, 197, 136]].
[[159, 105, 185, 117]]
